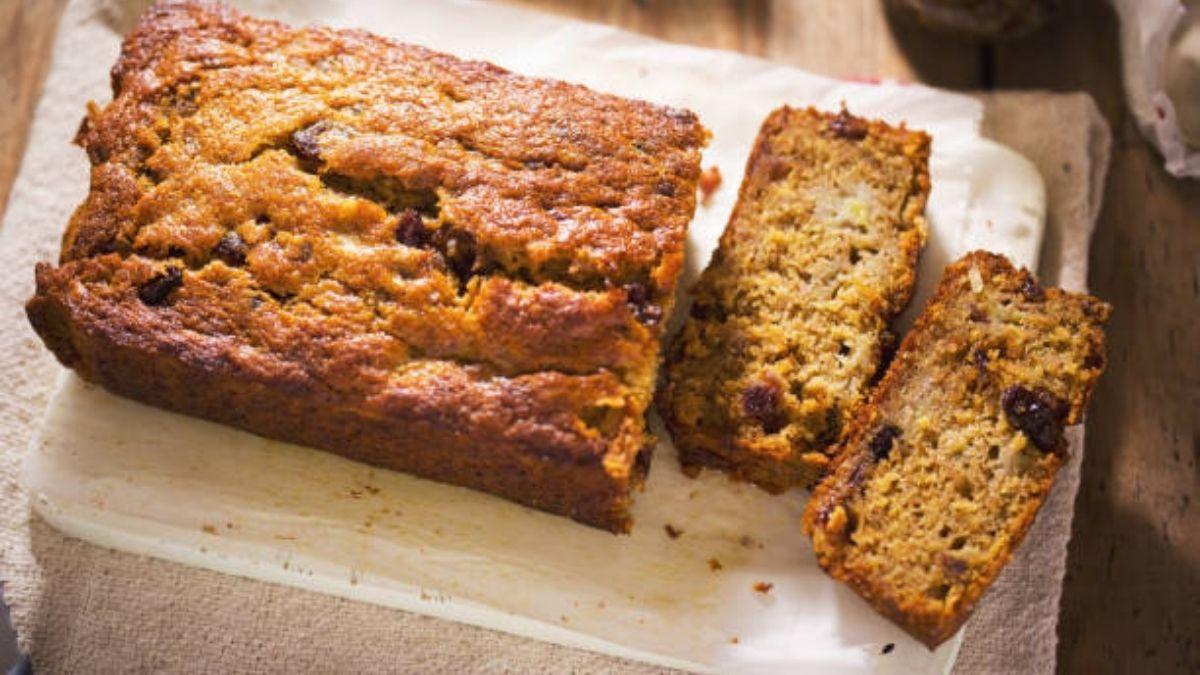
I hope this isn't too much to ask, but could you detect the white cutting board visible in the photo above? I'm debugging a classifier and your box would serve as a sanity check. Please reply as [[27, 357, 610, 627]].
[[22, 1, 1046, 673]]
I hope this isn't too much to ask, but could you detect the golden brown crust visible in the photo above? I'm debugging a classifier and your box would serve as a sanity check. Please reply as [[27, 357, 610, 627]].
[[660, 106, 930, 492], [803, 251, 1111, 647], [26, 0, 707, 532]]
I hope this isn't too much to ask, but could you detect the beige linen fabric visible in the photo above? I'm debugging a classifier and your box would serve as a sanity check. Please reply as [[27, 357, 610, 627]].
[[0, 2, 1110, 672]]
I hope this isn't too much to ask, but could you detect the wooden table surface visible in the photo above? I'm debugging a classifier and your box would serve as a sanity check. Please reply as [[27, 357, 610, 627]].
[[1, 1, 1196, 673]]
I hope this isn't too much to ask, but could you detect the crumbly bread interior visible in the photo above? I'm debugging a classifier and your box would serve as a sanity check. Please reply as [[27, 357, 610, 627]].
[[662, 107, 929, 491], [804, 251, 1110, 647]]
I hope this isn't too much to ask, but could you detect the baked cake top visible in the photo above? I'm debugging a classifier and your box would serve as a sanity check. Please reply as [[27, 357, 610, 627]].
[[29, 2, 707, 521], [60, 0, 706, 385]]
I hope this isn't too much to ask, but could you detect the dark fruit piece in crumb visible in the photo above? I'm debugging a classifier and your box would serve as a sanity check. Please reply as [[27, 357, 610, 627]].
[[868, 424, 901, 461], [624, 283, 662, 325], [1000, 385, 1067, 452], [137, 267, 184, 306], [1020, 277, 1045, 302], [394, 209, 429, 248], [212, 231, 247, 266], [291, 120, 331, 162], [663, 524, 682, 539], [828, 108, 869, 140], [742, 381, 785, 434]]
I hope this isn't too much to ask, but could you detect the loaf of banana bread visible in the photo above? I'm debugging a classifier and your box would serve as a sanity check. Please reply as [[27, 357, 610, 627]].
[[25, 1, 707, 532], [660, 106, 930, 492], [803, 251, 1110, 647]]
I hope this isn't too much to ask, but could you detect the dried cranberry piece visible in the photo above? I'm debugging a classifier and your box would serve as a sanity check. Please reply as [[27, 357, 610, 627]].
[[624, 283, 662, 326], [291, 120, 332, 162], [1020, 276, 1045, 302], [868, 424, 901, 461], [742, 382, 785, 434], [1000, 385, 1067, 452], [212, 231, 247, 266], [137, 267, 183, 306], [829, 109, 869, 141], [394, 209, 429, 248], [654, 180, 676, 197]]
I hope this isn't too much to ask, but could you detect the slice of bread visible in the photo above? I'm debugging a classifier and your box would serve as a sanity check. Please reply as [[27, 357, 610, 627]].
[[803, 251, 1110, 647], [660, 106, 930, 492]]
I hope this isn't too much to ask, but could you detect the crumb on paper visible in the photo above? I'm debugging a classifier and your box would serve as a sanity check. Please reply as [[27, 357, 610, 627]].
[[882, 643, 895, 655], [738, 535, 756, 549], [363, 484, 380, 495], [664, 524, 683, 539], [273, 534, 297, 541], [730, 637, 740, 645], [707, 557, 724, 572], [225, 521, 235, 529], [752, 581, 774, 594], [201, 524, 217, 535], [698, 165, 722, 205], [560, 615, 570, 623]]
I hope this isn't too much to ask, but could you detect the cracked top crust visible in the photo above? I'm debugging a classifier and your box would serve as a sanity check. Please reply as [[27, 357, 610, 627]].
[[54, 0, 705, 374], [27, 0, 707, 528]]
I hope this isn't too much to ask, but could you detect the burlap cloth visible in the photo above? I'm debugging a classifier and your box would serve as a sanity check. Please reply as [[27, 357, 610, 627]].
[[0, 2, 1111, 673]]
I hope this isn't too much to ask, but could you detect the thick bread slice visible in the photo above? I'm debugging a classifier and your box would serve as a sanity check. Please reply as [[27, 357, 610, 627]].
[[660, 106, 930, 492], [803, 251, 1111, 648]]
